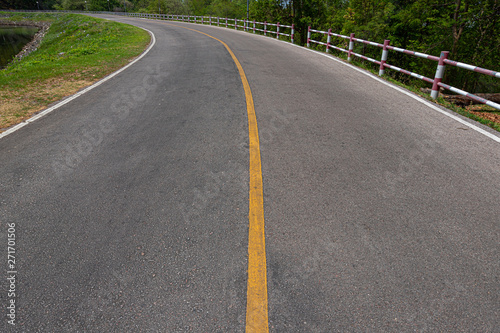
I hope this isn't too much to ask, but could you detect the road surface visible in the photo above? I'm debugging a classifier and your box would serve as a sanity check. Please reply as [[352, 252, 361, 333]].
[[1, 15, 499, 332]]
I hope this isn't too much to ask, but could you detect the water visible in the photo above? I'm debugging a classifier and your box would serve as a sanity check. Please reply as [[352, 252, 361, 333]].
[[0, 25, 39, 69]]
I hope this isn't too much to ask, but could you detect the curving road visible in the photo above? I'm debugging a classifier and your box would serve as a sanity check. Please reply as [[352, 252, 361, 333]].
[[1, 15, 499, 332]]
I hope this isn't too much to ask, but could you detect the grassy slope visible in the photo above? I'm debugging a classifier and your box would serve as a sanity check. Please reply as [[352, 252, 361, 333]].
[[0, 12, 150, 130]]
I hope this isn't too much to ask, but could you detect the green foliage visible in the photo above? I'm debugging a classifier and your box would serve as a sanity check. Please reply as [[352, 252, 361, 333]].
[[246, 0, 500, 94], [208, 0, 246, 18], [163, 0, 189, 15], [250, 0, 288, 23]]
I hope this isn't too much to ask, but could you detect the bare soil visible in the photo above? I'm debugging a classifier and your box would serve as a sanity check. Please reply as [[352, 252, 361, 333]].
[[0, 77, 97, 129]]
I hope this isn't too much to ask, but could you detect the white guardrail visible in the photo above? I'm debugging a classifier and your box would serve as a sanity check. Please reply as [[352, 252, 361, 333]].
[[131, 12, 500, 110], [306, 27, 500, 110], [126, 13, 295, 44], [4, 10, 499, 110]]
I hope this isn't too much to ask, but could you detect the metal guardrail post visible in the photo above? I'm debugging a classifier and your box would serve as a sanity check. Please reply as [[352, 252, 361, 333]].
[[226, 17, 228, 28], [217, 17, 220, 26], [291, 24, 295, 44], [276, 23, 280, 39], [235, 18, 237, 30], [307, 26, 311, 48], [348, 33, 355, 62], [326, 29, 332, 53], [264, 21, 267, 36], [379, 40, 390, 76], [431, 51, 449, 99], [253, 20, 256, 33]]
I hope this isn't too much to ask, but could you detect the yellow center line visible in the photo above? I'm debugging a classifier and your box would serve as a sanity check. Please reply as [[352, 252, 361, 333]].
[[162, 23, 269, 332]]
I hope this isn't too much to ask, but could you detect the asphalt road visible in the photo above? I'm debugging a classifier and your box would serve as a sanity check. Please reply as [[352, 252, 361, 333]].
[[1, 15, 499, 332]]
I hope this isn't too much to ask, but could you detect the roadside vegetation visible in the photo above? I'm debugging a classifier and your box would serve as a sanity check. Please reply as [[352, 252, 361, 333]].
[[1, 0, 499, 131], [16, 0, 496, 130], [21, 0, 497, 93], [0, 12, 150, 130]]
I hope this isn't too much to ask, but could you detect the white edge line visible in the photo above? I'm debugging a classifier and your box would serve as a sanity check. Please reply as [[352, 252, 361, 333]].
[[0, 26, 156, 140], [171, 20, 500, 144]]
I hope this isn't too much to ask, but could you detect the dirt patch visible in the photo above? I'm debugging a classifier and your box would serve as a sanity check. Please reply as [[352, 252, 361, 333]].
[[420, 88, 500, 128], [465, 105, 500, 125], [0, 77, 97, 129]]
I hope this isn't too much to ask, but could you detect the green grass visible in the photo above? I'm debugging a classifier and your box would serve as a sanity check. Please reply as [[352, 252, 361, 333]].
[[0, 12, 150, 129]]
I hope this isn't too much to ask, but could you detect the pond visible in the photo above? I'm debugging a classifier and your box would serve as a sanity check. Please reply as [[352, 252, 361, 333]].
[[0, 25, 39, 69]]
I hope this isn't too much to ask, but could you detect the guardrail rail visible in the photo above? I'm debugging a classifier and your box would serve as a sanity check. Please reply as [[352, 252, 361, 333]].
[[306, 26, 500, 110]]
